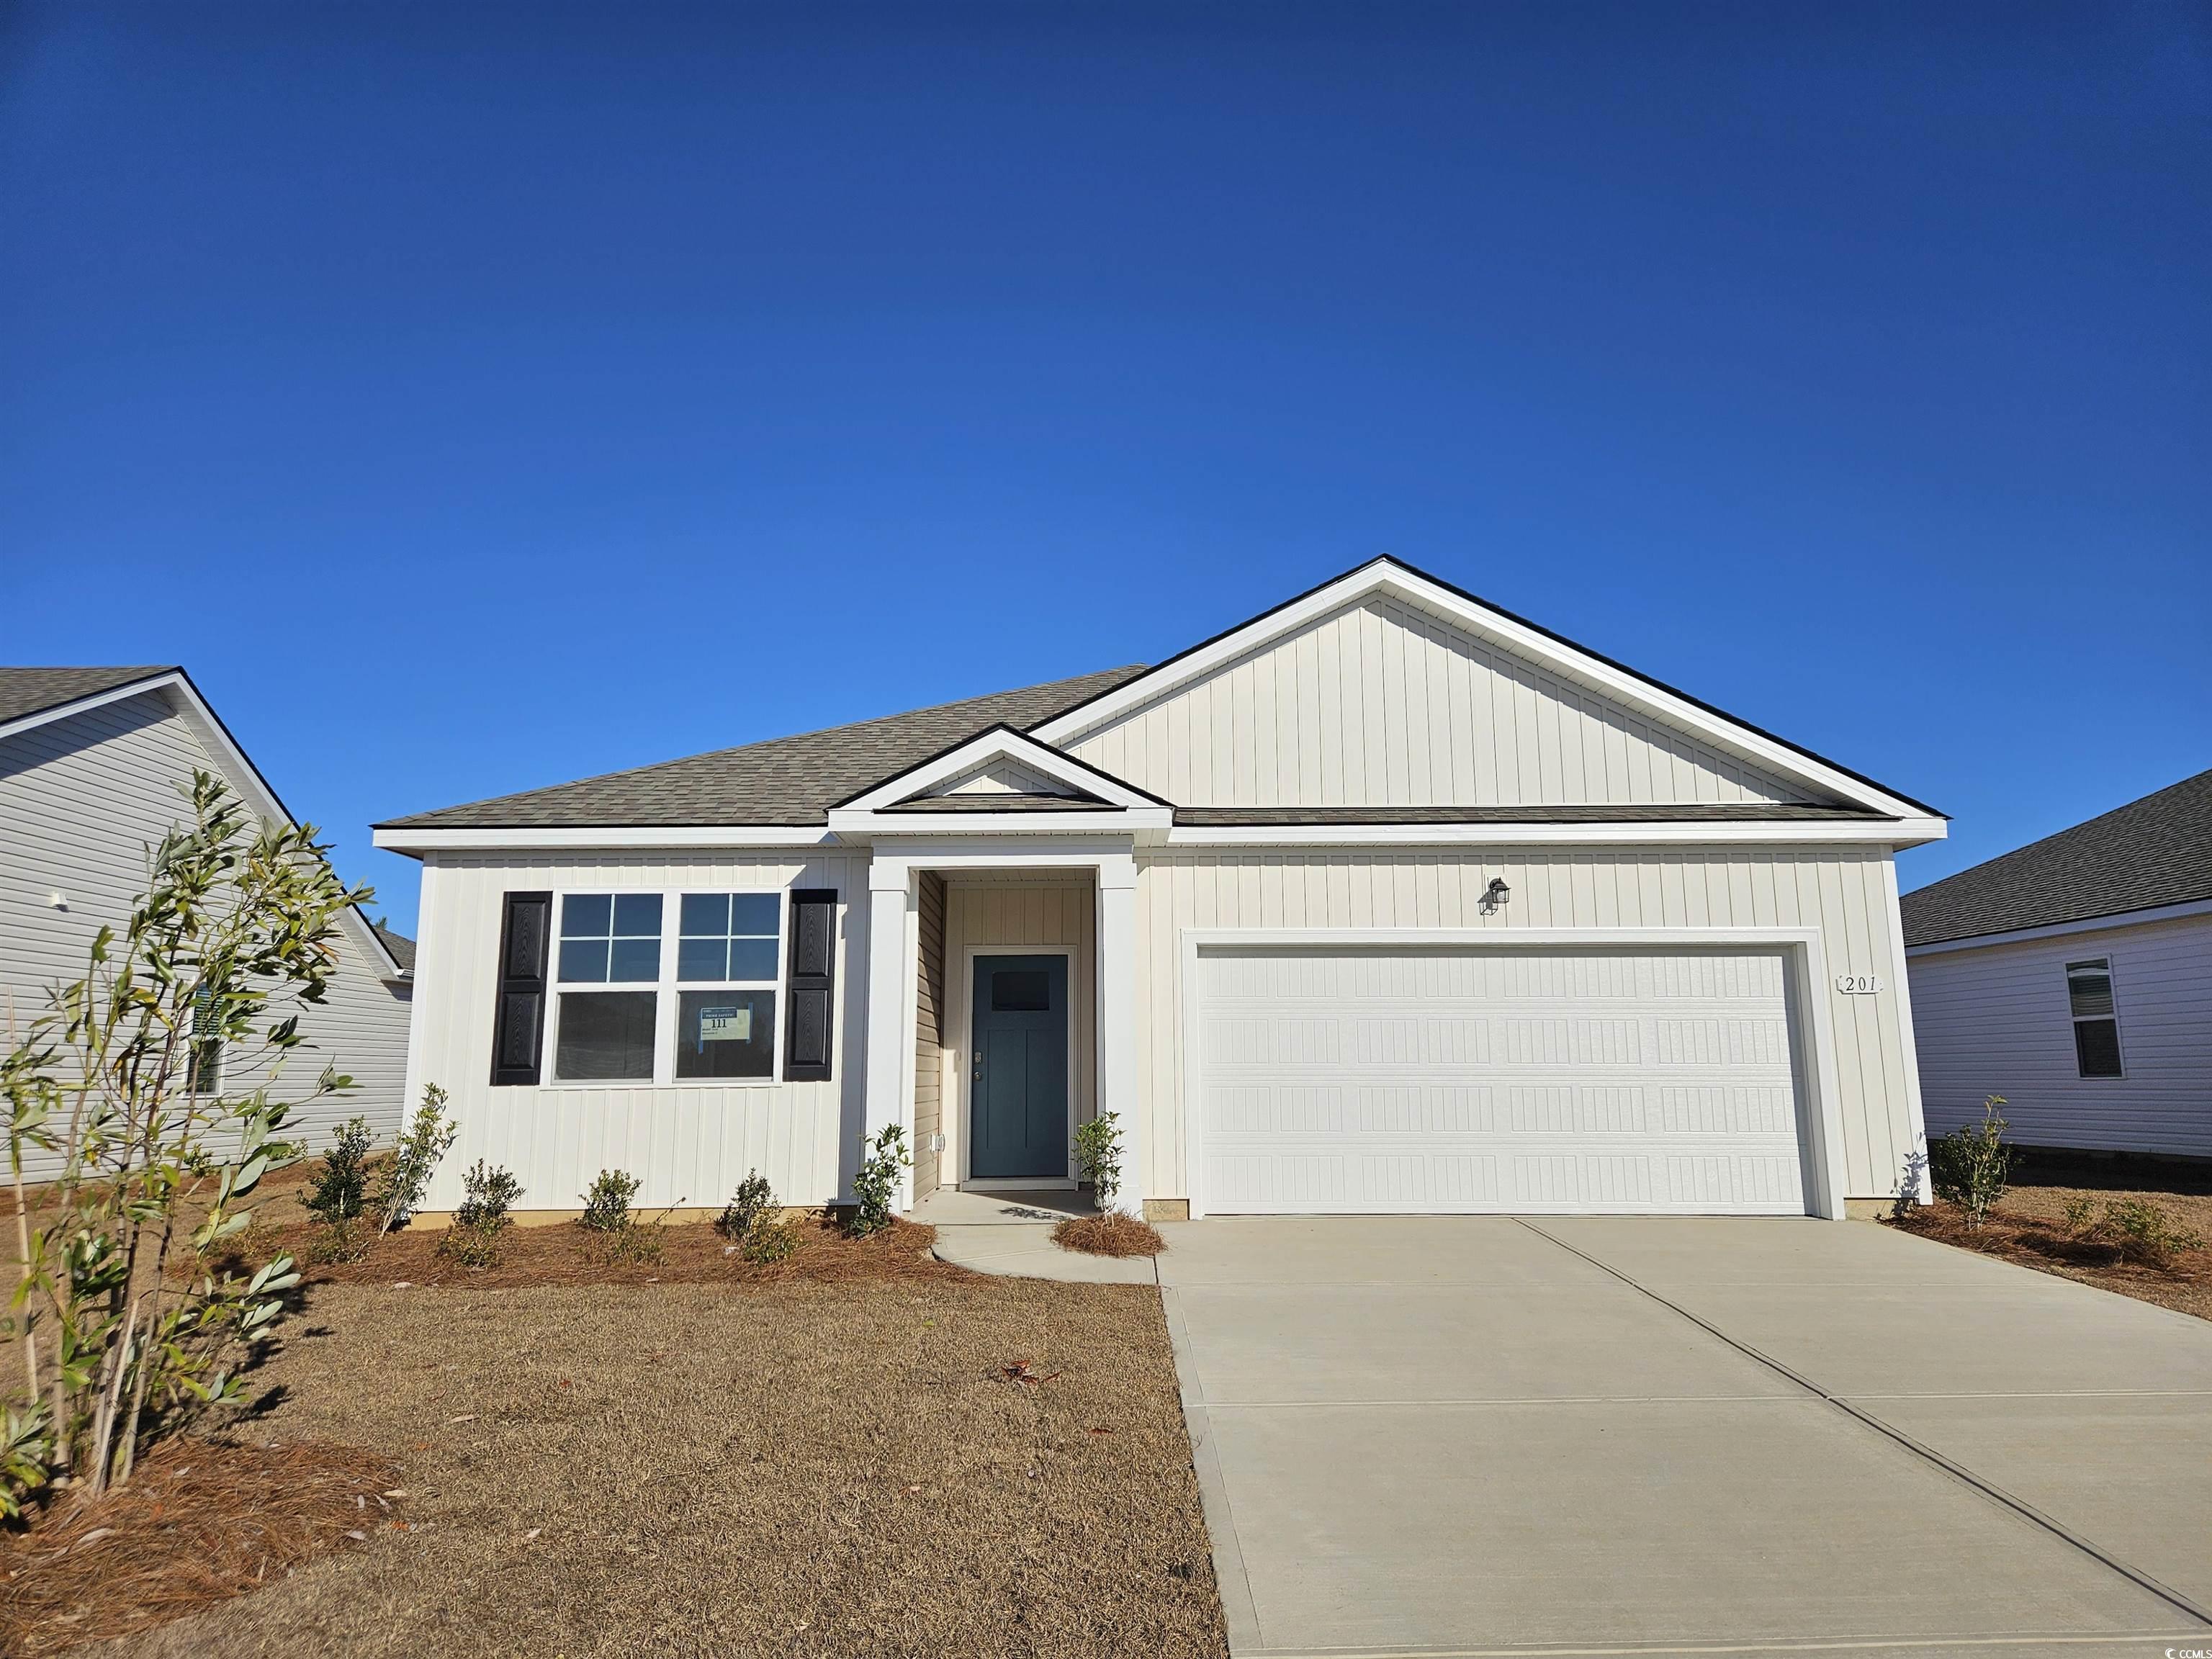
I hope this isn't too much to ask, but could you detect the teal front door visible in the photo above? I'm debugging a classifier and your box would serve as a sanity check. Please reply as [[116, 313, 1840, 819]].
[[969, 954, 1069, 1181]]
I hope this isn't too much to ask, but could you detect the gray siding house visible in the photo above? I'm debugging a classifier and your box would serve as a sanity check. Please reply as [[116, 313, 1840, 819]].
[[1904, 767, 2212, 1161], [1, 667, 413, 1179]]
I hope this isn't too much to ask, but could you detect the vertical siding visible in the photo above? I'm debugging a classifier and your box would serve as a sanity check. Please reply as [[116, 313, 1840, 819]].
[[912, 871, 947, 1195], [1067, 596, 1813, 809], [408, 851, 868, 1214], [1907, 913, 2212, 1159], [940, 877, 1096, 1182], [1133, 848, 1917, 1202], [1, 691, 409, 1182]]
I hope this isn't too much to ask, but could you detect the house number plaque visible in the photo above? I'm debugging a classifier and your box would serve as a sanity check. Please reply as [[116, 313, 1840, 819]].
[[1835, 974, 1883, 994]]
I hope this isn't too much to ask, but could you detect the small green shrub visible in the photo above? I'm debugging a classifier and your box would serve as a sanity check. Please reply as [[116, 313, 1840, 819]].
[[580, 1169, 641, 1233], [591, 1221, 665, 1265], [740, 1219, 800, 1264], [372, 1083, 457, 1234], [2095, 1198, 2204, 1269], [1928, 1096, 2012, 1229], [2062, 1194, 2100, 1236], [305, 1218, 372, 1265], [301, 1116, 377, 1228], [439, 1160, 522, 1269], [1074, 1112, 1125, 1211], [716, 1171, 775, 1241], [1, 1406, 54, 1522], [849, 1125, 910, 1238]]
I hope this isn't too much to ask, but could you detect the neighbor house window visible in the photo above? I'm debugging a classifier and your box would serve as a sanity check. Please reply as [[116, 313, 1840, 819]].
[[554, 894, 663, 1081], [545, 891, 782, 1084], [673, 894, 779, 1080], [186, 985, 223, 1094], [2065, 958, 2124, 1079]]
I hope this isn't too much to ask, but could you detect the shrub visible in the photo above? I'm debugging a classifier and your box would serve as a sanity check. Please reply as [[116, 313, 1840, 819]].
[[592, 1220, 665, 1265], [1074, 1113, 1125, 1212], [438, 1160, 522, 1269], [372, 1084, 456, 1235], [716, 1171, 775, 1241], [301, 1117, 377, 1229], [2062, 1194, 2100, 1236], [849, 1125, 909, 1238], [305, 1218, 372, 1266], [580, 1169, 641, 1233], [1928, 1096, 2012, 1229], [739, 1220, 800, 1264], [2094, 1199, 2204, 1269]]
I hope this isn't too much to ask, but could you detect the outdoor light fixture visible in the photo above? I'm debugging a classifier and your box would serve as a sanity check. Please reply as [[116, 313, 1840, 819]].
[[1480, 876, 1511, 914]]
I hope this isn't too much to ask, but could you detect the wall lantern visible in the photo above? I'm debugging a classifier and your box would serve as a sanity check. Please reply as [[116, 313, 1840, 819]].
[[1480, 876, 1511, 914]]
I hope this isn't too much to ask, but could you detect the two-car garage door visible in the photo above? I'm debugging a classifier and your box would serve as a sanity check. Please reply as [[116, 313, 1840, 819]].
[[1195, 945, 1813, 1215]]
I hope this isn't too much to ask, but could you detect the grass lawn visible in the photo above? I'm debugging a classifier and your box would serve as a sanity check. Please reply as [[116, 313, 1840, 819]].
[[1887, 1156, 2212, 1321], [9, 1225, 1228, 1658]]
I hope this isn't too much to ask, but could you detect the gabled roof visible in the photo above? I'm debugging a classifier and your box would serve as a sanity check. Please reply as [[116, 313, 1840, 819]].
[[1902, 766, 2212, 948], [375, 667, 1151, 830], [0, 666, 176, 729], [372, 922, 417, 972]]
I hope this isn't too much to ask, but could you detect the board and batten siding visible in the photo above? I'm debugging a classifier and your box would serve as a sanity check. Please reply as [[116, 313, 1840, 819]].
[[912, 871, 947, 1196], [1, 690, 410, 1182], [1907, 912, 2212, 1160], [1064, 595, 1812, 809], [408, 852, 868, 1215], [940, 877, 1097, 1184], [1132, 847, 1920, 1203]]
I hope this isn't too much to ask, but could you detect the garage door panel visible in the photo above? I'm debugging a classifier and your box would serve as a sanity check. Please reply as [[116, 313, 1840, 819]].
[[1197, 946, 1812, 1216]]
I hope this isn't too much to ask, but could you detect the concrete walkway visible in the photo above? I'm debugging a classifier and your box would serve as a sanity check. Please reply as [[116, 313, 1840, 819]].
[[912, 1184, 1158, 1284], [1158, 1215, 2212, 1658]]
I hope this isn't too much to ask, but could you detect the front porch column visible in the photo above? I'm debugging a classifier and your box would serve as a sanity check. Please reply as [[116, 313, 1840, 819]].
[[1095, 854, 1143, 1218], [863, 859, 914, 1210]]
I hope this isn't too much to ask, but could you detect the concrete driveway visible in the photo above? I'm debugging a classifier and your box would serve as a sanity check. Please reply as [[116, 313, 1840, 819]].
[[1156, 1215, 2212, 1659]]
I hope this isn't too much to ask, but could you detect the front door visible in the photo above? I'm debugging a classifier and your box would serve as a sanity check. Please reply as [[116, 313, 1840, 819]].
[[968, 954, 1069, 1181]]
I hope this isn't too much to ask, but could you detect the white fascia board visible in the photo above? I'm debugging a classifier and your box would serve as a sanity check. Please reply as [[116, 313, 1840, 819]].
[[9, 671, 409, 983], [1031, 562, 1931, 821], [837, 725, 1165, 813], [1905, 896, 2212, 958], [1166, 816, 1946, 849], [829, 806, 1172, 837], [371, 824, 840, 853]]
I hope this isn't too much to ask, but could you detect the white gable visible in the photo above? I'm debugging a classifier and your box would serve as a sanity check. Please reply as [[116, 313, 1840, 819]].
[[922, 755, 1092, 800], [1059, 593, 1820, 809]]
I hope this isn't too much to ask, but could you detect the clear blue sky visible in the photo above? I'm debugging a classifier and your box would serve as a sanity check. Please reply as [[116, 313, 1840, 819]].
[[4, 2, 2206, 937]]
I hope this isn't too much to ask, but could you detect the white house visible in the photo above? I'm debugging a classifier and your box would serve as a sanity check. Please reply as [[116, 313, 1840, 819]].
[[373, 559, 1947, 1223], [1, 667, 414, 1179], [1905, 766, 2211, 1161]]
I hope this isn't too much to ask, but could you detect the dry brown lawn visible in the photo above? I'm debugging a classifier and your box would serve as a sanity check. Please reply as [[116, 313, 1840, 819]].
[[21, 1264, 1226, 1657], [1887, 1159, 2212, 1321]]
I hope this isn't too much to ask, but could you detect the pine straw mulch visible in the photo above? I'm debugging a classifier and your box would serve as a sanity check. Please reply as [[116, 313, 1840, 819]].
[[249, 1214, 964, 1290], [1885, 1187, 2212, 1321], [1053, 1213, 1167, 1257], [0, 1439, 403, 1658]]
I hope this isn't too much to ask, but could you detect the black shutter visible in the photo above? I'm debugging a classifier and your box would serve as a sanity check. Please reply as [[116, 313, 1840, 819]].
[[490, 891, 552, 1086], [783, 888, 838, 1082]]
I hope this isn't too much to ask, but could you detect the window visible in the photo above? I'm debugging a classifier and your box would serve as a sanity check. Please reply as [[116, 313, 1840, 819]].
[[546, 890, 782, 1084], [186, 985, 223, 1094], [554, 894, 663, 1081], [2065, 958, 2124, 1079]]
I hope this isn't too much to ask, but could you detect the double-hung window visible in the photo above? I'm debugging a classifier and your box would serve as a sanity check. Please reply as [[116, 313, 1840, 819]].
[[2065, 958, 2125, 1079], [547, 891, 782, 1084]]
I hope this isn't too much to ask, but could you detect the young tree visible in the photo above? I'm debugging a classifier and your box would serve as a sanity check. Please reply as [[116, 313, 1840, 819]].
[[4, 772, 367, 1504]]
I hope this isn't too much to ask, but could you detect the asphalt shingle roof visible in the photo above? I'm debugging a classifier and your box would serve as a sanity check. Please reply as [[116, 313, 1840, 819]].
[[371, 922, 417, 971], [1902, 766, 2212, 947], [0, 667, 176, 726], [377, 667, 1152, 830]]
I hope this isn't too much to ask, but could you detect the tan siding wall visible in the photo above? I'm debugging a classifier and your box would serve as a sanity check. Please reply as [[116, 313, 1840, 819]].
[[941, 877, 1095, 1182], [1908, 912, 2212, 1159], [1133, 847, 1917, 1202], [912, 871, 947, 1195], [1067, 595, 1812, 808], [1, 691, 410, 1182], [408, 852, 867, 1215]]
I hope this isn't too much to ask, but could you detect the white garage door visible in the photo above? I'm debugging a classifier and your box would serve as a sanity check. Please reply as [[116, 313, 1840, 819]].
[[1195, 946, 1811, 1215]]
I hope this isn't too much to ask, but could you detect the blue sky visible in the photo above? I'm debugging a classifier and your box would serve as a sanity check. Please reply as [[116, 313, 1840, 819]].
[[4, 2, 2206, 936]]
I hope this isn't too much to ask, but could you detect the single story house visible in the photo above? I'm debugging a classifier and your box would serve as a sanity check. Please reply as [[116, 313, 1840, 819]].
[[1904, 765, 2211, 1161], [372, 558, 1947, 1222], [1, 667, 413, 1180]]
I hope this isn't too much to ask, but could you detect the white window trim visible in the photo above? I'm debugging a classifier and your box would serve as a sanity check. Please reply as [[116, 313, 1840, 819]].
[[544, 889, 789, 1088], [2064, 956, 2127, 1082]]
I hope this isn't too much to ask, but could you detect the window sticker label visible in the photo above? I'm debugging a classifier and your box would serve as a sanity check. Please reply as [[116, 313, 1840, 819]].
[[698, 1005, 751, 1045]]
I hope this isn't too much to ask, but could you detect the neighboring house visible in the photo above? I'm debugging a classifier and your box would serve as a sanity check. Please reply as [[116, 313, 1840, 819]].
[[1903, 767, 2212, 1161], [372, 558, 1946, 1222], [0, 667, 413, 1179]]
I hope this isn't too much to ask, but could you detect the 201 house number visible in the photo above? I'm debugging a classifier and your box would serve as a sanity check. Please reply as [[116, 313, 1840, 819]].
[[1835, 974, 1883, 994]]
